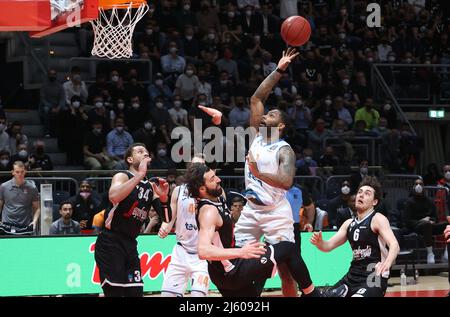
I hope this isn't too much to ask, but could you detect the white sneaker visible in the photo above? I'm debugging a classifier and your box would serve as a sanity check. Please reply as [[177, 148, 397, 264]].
[[427, 253, 435, 264]]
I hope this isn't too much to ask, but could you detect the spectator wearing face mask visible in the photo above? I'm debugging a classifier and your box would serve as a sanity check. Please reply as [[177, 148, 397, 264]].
[[132, 120, 158, 154], [151, 142, 176, 170], [349, 159, 370, 194], [83, 121, 115, 170], [124, 69, 148, 105], [106, 117, 134, 166], [404, 178, 449, 264], [63, 66, 88, 105], [148, 73, 173, 103], [168, 95, 189, 127], [7, 121, 29, 156], [174, 64, 200, 106], [336, 194, 356, 228], [239, 5, 263, 37], [296, 148, 318, 176], [371, 117, 390, 138], [58, 95, 88, 165], [379, 99, 397, 129], [326, 180, 353, 228], [87, 95, 110, 132], [212, 71, 235, 107], [161, 41, 186, 78], [88, 73, 109, 105], [0, 117, 10, 154], [10, 143, 30, 169], [40, 69, 66, 137], [108, 70, 126, 101], [195, 0, 221, 35], [69, 180, 102, 234], [28, 140, 53, 171], [125, 96, 149, 134], [150, 97, 173, 145], [0, 150, 11, 182], [175, 0, 198, 31]]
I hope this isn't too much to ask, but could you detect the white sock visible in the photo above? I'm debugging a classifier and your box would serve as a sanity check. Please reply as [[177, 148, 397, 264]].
[[190, 290, 207, 297], [426, 246, 433, 255]]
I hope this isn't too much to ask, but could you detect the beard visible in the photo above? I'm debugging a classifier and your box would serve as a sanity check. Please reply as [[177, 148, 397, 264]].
[[206, 186, 223, 198]]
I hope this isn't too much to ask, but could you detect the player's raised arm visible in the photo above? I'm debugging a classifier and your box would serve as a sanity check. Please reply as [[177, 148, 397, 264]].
[[250, 48, 299, 129]]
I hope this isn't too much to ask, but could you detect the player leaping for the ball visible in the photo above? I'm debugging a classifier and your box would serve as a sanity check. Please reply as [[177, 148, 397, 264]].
[[233, 47, 319, 297]]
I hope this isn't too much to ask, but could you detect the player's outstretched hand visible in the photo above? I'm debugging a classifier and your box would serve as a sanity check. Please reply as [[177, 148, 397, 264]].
[[241, 240, 266, 259], [375, 261, 390, 277], [310, 231, 323, 247], [198, 105, 222, 125], [277, 47, 299, 71], [151, 177, 170, 202]]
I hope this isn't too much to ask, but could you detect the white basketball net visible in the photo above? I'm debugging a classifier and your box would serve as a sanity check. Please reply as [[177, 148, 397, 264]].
[[90, 2, 148, 59]]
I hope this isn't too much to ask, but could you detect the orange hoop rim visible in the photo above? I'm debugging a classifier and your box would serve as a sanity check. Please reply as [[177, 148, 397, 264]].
[[98, 0, 148, 10]]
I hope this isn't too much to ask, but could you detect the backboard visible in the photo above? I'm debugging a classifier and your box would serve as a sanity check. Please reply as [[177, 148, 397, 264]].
[[0, 0, 98, 37]]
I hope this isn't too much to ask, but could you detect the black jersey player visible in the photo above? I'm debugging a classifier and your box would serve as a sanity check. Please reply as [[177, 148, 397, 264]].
[[310, 176, 400, 297], [185, 163, 319, 297], [94, 143, 171, 297]]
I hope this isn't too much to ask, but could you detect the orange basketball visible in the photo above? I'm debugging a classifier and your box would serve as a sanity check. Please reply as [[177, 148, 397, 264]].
[[281, 16, 311, 46]]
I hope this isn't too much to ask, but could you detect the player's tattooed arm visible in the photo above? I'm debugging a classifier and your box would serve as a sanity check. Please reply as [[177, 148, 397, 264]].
[[248, 145, 295, 190], [250, 48, 299, 129]]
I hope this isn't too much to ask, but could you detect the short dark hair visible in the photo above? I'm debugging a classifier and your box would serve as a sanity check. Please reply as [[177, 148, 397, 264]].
[[358, 176, 382, 205], [231, 196, 244, 204], [59, 201, 73, 210], [124, 143, 147, 167], [185, 163, 210, 199]]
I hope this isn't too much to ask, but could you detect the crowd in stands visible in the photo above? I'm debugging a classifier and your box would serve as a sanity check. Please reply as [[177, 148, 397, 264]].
[[30, 0, 449, 173], [0, 1, 449, 263]]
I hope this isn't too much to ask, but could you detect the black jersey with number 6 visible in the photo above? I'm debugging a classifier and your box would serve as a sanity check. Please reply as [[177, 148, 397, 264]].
[[346, 211, 389, 283], [104, 171, 154, 239]]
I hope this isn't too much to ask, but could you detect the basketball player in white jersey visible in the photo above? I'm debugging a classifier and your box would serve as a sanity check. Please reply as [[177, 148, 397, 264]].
[[234, 47, 318, 296], [157, 104, 221, 297], [158, 154, 209, 297]]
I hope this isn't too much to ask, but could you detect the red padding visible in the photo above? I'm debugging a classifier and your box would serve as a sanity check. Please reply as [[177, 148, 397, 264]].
[[0, 0, 51, 31]]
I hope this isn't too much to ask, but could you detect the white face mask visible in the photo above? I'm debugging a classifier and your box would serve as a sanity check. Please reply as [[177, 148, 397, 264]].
[[72, 101, 80, 108], [445, 171, 450, 180], [18, 150, 28, 158], [414, 184, 423, 194], [144, 122, 153, 130], [174, 101, 182, 108], [304, 156, 312, 163], [339, 33, 346, 39], [183, 4, 190, 10], [367, 57, 374, 63], [220, 80, 228, 85], [295, 100, 303, 106], [388, 56, 396, 62], [0, 124, 5, 131], [117, 103, 125, 110], [228, 11, 235, 18], [341, 186, 351, 195], [132, 103, 140, 109], [384, 103, 391, 111], [254, 64, 261, 70], [360, 167, 368, 175], [169, 47, 177, 54], [325, 99, 332, 106], [207, 33, 215, 40], [116, 126, 124, 132], [0, 159, 9, 166], [111, 75, 119, 82], [158, 149, 167, 157], [342, 79, 350, 86], [156, 102, 163, 108], [185, 35, 193, 40], [146, 29, 153, 35], [95, 102, 103, 108], [186, 70, 194, 76], [245, 10, 252, 16]]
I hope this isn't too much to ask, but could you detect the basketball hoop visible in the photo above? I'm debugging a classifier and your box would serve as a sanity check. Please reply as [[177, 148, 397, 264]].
[[90, 0, 148, 59]]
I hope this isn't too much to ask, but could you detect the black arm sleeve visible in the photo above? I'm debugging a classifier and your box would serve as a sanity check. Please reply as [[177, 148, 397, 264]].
[[152, 198, 172, 223]]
